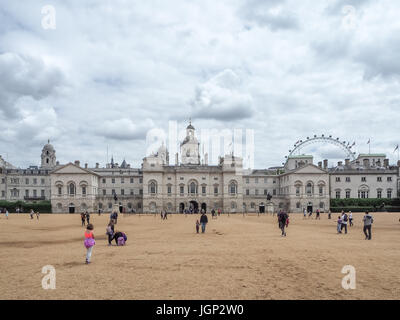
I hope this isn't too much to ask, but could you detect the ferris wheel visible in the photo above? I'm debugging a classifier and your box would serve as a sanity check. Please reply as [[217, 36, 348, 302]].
[[284, 134, 357, 165]]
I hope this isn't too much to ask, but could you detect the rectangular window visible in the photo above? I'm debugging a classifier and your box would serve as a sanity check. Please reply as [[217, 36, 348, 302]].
[[58, 187, 62, 195], [121, 178, 124, 184], [377, 190, 382, 198], [139, 178, 143, 183], [180, 186, 184, 194], [246, 178, 249, 184], [346, 177, 351, 182], [121, 189, 125, 195], [214, 186, 218, 195], [377, 177, 382, 182], [361, 177, 366, 182], [130, 189, 134, 195], [296, 187, 300, 196], [25, 190, 29, 197], [103, 189, 106, 196], [112, 178, 115, 184], [33, 190, 37, 197], [202, 186, 206, 194], [273, 189, 276, 196], [139, 189, 143, 195], [255, 189, 259, 195], [264, 178, 267, 183], [25, 178, 29, 184], [387, 190, 392, 199], [264, 189, 268, 195], [1, 191, 5, 197], [336, 177, 341, 182], [246, 189, 250, 195], [168, 186, 172, 194], [112, 189, 115, 195], [319, 187, 323, 196], [82, 187, 86, 195], [33, 178, 37, 185], [255, 178, 258, 184], [130, 178, 134, 183], [41, 179, 45, 185], [41, 190, 45, 197], [102, 178, 106, 184], [336, 191, 341, 199], [387, 177, 392, 182], [346, 190, 351, 198]]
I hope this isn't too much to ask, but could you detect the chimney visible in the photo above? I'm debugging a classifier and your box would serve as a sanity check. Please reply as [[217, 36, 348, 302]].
[[323, 159, 328, 169], [345, 159, 350, 166], [318, 161, 322, 168], [384, 159, 389, 167], [74, 160, 80, 167], [85, 163, 88, 169], [96, 163, 99, 169], [363, 159, 369, 167], [338, 161, 343, 167]]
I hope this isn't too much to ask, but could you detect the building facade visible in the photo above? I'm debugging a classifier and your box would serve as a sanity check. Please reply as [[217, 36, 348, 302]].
[[1, 123, 399, 213]]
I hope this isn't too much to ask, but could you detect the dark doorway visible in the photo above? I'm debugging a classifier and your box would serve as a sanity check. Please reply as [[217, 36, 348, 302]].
[[179, 203, 185, 213], [69, 205, 75, 214], [259, 205, 265, 213], [119, 205, 123, 213], [307, 204, 313, 213], [189, 201, 199, 213], [201, 203, 207, 213]]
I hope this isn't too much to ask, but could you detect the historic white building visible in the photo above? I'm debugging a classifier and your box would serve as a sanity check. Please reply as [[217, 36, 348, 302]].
[[1, 123, 399, 213]]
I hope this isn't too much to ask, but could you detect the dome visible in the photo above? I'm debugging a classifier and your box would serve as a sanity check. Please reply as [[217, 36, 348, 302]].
[[43, 140, 54, 151]]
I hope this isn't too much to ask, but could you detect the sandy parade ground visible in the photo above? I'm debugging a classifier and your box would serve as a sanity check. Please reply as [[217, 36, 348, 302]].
[[0, 212, 399, 300]]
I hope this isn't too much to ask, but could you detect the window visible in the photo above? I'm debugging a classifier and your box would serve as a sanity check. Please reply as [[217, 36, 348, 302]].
[[255, 189, 259, 196], [306, 183, 313, 195], [130, 178, 134, 183], [358, 191, 369, 199], [41, 190, 45, 197], [361, 177, 366, 182], [33, 178, 37, 185], [121, 178, 124, 184], [41, 179, 45, 185], [139, 189, 143, 195], [319, 187, 323, 196], [346, 177, 351, 182], [377, 190, 382, 198], [264, 178, 268, 183], [246, 189, 250, 195], [296, 187, 300, 196], [214, 186, 218, 195], [130, 189, 134, 195], [112, 189, 116, 195], [387, 190, 392, 199], [273, 189, 276, 196], [255, 178, 258, 184], [251, 202, 255, 209], [387, 177, 392, 182], [346, 190, 351, 199], [58, 187, 62, 195], [25, 190, 29, 197], [1, 191, 4, 197], [82, 186, 86, 195], [335, 177, 341, 182], [25, 178, 29, 184], [112, 178, 115, 184], [121, 189, 125, 195], [168, 185, 172, 194], [336, 191, 341, 199], [180, 186, 184, 194], [273, 179, 276, 184], [102, 178, 106, 183], [33, 190, 37, 197], [139, 178, 143, 183], [202, 186, 206, 195], [229, 182, 237, 195], [377, 177, 382, 182], [319, 202, 324, 209], [189, 182, 197, 194], [149, 182, 157, 194], [103, 189, 106, 196], [69, 183, 75, 195], [296, 202, 300, 209], [264, 189, 268, 195]]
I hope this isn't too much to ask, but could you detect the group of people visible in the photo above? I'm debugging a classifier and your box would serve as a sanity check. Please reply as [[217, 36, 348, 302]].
[[303, 208, 324, 219], [29, 209, 40, 220], [336, 211, 374, 240], [196, 212, 209, 233], [161, 211, 168, 220], [211, 209, 220, 219], [83, 210, 126, 264]]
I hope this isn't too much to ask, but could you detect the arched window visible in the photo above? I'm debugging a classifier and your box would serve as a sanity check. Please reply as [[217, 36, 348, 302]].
[[189, 181, 198, 194], [68, 183, 75, 195], [306, 182, 313, 195], [149, 181, 157, 194], [229, 181, 237, 195]]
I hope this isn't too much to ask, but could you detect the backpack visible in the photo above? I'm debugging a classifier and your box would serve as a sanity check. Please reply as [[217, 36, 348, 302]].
[[84, 238, 95, 249], [117, 236, 125, 246], [343, 214, 348, 222]]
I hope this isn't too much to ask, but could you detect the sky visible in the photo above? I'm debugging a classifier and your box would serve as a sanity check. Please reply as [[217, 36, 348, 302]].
[[1, 0, 400, 169]]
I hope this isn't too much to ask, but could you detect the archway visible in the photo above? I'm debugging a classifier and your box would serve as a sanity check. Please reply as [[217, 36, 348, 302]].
[[179, 203, 185, 213], [201, 203, 207, 213], [69, 203, 75, 214], [307, 202, 313, 213], [189, 201, 198, 213], [259, 203, 265, 213]]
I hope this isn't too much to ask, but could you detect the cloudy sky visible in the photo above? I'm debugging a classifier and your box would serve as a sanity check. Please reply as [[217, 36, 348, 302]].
[[1, 0, 400, 169]]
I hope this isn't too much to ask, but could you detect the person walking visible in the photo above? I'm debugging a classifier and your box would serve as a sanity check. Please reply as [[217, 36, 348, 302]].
[[81, 212, 86, 227], [278, 210, 288, 236], [363, 212, 374, 240], [86, 211, 90, 224], [30, 209, 34, 220], [328, 210, 332, 220], [195, 220, 200, 234], [316, 209, 320, 220], [303, 208, 307, 219], [337, 215, 342, 234], [106, 221, 115, 246], [84, 224, 95, 264], [36, 212, 40, 220], [341, 211, 348, 234], [200, 212, 208, 233], [349, 211, 353, 227], [5, 209, 9, 220]]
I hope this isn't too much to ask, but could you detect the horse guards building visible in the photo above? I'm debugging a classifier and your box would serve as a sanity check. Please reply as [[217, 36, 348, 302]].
[[1, 122, 399, 214]]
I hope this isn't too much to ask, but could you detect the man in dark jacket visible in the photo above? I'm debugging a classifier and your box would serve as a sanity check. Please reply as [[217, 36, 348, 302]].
[[363, 212, 374, 240], [278, 211, 288, 237], [200, 212, 208, 233]]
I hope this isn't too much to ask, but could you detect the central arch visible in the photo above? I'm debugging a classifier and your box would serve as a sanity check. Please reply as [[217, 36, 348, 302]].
[[189, 200, 199, 213]]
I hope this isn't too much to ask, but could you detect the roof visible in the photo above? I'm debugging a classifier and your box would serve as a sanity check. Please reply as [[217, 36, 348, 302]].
[[287, 155, 313, 159], [358, 154, 386, 157]]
